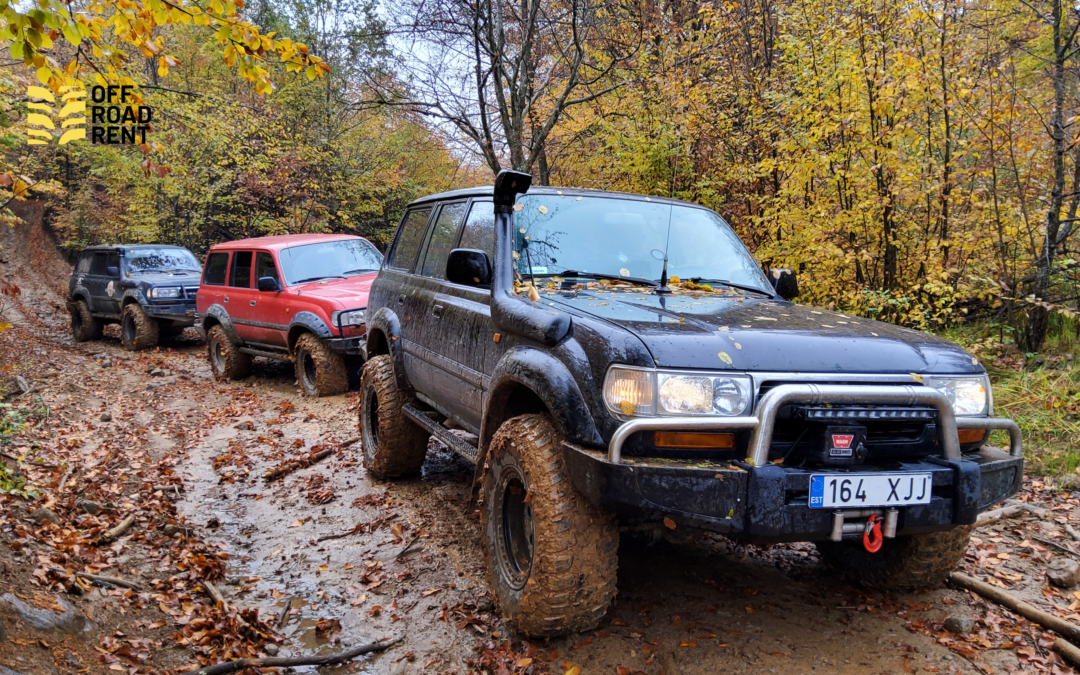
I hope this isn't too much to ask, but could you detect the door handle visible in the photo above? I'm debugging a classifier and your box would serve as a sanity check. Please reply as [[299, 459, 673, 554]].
[[432, 304, 443, 318], [249, 300, 256, 307], [397, 294, 406, 305], [224, 295, 229, 303]]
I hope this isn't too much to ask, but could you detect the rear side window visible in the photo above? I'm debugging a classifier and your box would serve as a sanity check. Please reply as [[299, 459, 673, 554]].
[[229, 251, 253, 288], [460, 201, 495, 260], [89, 252, 109, 275], [203, 252, 229, 286], [255, 252, 280, 283], [106, 252, 119, 275], [420, 202, 467, 278], [388, 208, 432, 270], [76, 253, 93, 274]]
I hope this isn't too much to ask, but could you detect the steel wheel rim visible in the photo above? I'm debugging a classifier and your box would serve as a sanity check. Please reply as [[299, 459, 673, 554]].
[[210, 339, 225, 372], [302, 351, 317, 392], [493, 464, 534, 591], [362, 385, 379, 463], [123, 314, 136, 344], [72, 311, 82, 334]]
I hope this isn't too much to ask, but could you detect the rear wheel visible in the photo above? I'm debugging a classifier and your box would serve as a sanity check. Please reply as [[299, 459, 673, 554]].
[[294, 333, 348, 397], [207, 325, 252, 381], [359, 355, 429, 478], [70, 300, 103, 342], [481, 414, 619, 637], [816, 525, 971, 590], [121, 303, 159, 350]]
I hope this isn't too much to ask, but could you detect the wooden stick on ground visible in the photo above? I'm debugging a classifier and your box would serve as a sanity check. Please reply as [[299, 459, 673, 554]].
[[1056, 638, 1080, 668], [76, 572, 141, 590], [175, 635, 402, 675], [949, 572, 1080, 643], [98, 514, 136, 544], [263, 447, 334, 483], [1032, 535, 1079, 557], [975, 504, 1026, 528], [203, 580, 228, 609]]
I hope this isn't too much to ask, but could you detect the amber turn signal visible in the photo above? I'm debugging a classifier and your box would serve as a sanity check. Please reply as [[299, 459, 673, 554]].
[[958, 429, 986, 444], [654, 431, 736, 449]]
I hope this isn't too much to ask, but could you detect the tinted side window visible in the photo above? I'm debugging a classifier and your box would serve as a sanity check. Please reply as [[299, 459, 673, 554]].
[[76, 253, 93, 274], [388, 208, 432, 270], [106, 251, 120, 275], [203, 252, 229, 286], [421, 202, 467, 278], [255, 252, 280, 283], [459, 201, 495, 260], [229, 251, 253, 288], [89, 252, 109, 275]]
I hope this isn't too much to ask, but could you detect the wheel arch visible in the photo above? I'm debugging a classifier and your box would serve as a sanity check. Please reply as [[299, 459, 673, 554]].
[[476, 346, 602, 483], [365, 307, 410, 392], [203, 304, 241, 343], [287, 311, 332, 352]]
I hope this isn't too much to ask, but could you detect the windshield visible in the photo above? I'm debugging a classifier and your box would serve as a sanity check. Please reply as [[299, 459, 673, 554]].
[[512, 195, 771, 293], [277, 239, 384, 285], [124, 248, 201, 273]]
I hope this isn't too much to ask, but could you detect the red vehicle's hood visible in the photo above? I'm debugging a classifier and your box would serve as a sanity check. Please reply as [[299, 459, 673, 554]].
[[293, 273, 376, 307]]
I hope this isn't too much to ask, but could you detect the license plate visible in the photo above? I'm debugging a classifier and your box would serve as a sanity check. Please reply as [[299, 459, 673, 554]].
[[809, 473, 932, 509]]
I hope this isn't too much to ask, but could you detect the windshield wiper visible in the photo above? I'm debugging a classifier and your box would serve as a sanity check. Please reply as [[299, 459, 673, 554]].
[[342, 268, 378, 276], [534, 271, 658, 286], [294, 275, 345, 284], [689, 278, 773, 296]]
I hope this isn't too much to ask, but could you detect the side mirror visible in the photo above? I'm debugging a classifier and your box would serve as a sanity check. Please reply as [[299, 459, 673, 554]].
[[258, 276, 282, 293], [106, 266, 119, 277], [770, 268, 799, 300], [446, 248, 492, 287]]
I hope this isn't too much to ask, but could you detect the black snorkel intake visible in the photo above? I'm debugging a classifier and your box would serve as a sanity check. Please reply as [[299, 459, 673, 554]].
[[491, 170, 571, 347]]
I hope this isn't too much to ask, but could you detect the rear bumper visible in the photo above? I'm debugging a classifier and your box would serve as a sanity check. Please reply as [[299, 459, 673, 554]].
[[563, 443, 1022, 543]]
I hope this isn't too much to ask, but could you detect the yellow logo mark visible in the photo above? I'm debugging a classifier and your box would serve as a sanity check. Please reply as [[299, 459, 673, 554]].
[[27, 86, 86, 145]]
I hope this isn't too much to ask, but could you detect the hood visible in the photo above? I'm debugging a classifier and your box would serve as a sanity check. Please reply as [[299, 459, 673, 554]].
[[293, 273, 376, 307], [549, 286, 981, 374], [128, 270, 202, 286]]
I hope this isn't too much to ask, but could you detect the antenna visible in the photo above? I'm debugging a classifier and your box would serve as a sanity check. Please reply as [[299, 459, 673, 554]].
[[656, 134, 681, 295]]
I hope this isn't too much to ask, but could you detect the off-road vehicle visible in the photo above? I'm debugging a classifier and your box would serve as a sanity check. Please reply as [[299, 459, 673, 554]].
[[196, 234, 381, 396], [67, 244, 201, 349], [359, 171, 1023, 637]]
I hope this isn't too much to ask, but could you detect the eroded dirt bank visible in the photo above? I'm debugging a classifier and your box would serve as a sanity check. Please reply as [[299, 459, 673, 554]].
[[1, 212, 1080, 675]]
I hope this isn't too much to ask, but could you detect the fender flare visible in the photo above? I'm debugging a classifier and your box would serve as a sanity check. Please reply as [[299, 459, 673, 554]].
[[120, 289, 146, 307], [365, 307, 410, 391], [69, 288, 91, 307], [202, 304, 241, 343], [287, 311, 333, 351], [476, 346, 602, 479]]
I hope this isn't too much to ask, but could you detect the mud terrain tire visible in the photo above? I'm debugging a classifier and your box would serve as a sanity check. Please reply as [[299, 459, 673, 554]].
[[817, 525, 971, 590], [121, 303, 159, 350], [360, 355, 429, 478], [481, 414, 619, 637], [294, 333, 348, 397], [207, 325, 252, 381], [70, 300, 103, 342]]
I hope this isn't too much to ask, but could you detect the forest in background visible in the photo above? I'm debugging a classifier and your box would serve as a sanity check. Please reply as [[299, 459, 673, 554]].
[[1, 0, 1079, 353]]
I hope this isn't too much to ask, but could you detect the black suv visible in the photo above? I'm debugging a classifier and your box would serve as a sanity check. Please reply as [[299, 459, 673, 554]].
[[359, 171, 1023, 637], [67, 244, 201, 350]]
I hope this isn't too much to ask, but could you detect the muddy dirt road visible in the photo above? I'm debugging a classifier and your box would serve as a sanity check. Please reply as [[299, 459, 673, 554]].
[[2, 215, 1080, 675]]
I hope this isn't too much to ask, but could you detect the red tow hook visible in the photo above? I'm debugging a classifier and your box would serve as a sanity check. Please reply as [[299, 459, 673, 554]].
[[863, 514, 884, 553]]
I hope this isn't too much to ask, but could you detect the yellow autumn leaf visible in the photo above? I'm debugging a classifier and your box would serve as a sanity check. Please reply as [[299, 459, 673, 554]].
[[718, 351, 733, 365], [619, 400, 635, 416]]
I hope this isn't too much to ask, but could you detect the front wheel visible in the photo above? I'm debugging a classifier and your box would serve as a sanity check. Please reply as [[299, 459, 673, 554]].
[[482, 414, 619, 637], [294, 333, 348, 397], [121, 303, 160, 350], [816, 525, 972, 590]]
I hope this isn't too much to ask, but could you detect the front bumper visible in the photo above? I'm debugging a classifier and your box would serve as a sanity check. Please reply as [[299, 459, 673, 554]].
[[566, 383, 1023, 543], [145, 301, 197, 324], [325, 336, 364, 356]]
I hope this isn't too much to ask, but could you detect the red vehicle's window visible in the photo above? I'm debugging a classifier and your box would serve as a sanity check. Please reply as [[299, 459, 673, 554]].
[[203, 252, 229, 285], [229, 251, 253, 288], [255, 252, 280, 284]]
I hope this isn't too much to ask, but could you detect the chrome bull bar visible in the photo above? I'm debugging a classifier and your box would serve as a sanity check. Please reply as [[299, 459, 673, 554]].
[[607, 383, 1023, 465]]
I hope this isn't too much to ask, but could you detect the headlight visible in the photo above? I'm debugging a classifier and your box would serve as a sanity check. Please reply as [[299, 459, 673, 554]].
[[604, 366, 752, 418], [924, 375, 991, 416], [332, 309, 366, 327], [149, 287, 181, 299]]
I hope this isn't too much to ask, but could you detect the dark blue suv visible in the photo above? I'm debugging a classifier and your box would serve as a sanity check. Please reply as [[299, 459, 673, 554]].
[[67, 245, 200, 350]]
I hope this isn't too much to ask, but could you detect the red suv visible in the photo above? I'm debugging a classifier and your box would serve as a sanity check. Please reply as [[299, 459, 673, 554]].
[[196, 234, 382, 396]]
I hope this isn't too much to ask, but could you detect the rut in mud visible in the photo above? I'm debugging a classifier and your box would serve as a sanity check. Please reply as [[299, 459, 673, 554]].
[[1, 208, 1080, 675]]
